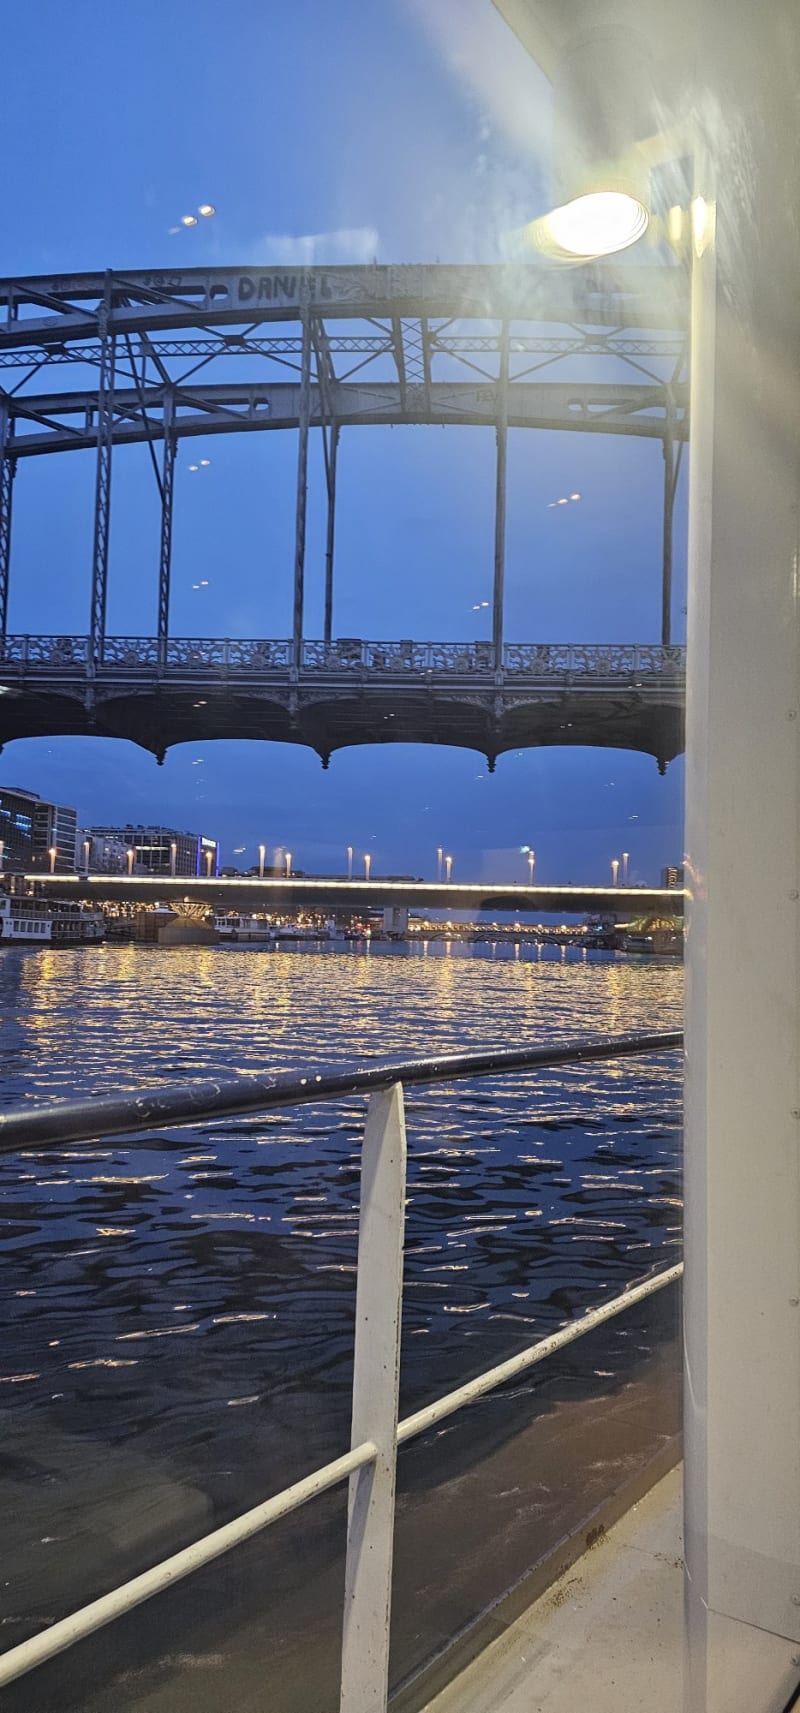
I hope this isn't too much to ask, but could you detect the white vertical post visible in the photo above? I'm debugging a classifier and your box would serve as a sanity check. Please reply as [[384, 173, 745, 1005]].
[[684, 9, 800, 1711], [340, 1082, 407, 1713]]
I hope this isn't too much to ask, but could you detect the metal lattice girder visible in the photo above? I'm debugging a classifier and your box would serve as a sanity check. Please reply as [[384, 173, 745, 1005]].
[[0, 264, 689, 350], [6, 379, 689, 456], [0, 331, 685, 372]]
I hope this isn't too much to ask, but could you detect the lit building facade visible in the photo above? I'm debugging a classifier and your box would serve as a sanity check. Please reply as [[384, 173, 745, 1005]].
[[0, 785, 38, 871], [0, 786, 78, 873], [87, 825, 218, 877], [31, 801, 79, 873], [77, 830, 129, 873]]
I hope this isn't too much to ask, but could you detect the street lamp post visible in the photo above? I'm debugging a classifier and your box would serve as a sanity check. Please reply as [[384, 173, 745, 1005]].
[[0, 840, 5, 872], [436, 847, 443, 883], [347, 845, 353, 880], [285, 851, 292, 878], [127, 847, 135, 877], [611, 858, 619, 886], [83, 839, 91, 875], [205, 849, 214, 878], [527, 850, 535, 884], [364, 853, 371, 881], [170, 841, 177, 877], [48, 846, 58, 875], [258, 844, 266, 880], [622, 851, 630, 884], [445, 854, 453, 883]]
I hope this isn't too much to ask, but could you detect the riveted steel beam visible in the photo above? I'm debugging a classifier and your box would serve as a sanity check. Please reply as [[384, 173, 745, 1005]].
[[6, 379, 688, 456], [89, 281, 115, 661], [158, 393, 176, 662], [0, 402, 13, 642]]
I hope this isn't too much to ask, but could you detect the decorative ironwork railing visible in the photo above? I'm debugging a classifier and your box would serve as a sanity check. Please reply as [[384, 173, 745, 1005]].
[[0, 636, 686, 679]]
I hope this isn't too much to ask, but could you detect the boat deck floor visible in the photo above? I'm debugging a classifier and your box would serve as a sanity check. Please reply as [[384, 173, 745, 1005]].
[[421, 1465, 683, 1713]]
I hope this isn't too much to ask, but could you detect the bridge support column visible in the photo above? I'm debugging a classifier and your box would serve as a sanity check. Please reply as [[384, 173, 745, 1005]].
[[492, 324, 509, 671], [661, 412, 676, 646], [292, 311, 312, 669], [89, 278, 115, 662], [324, 422, 339, 645], [0, 404, 13, 644], [158, 405, 176, 666]]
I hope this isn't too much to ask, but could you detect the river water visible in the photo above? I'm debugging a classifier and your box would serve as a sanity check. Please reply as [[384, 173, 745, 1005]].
[[0, 940, 682, 1711]]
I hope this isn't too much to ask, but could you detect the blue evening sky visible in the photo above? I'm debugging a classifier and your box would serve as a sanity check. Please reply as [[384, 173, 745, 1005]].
[[1, 0, 684, 884]]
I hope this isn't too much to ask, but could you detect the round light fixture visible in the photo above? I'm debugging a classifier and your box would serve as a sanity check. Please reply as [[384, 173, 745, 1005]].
[[537, 191, 648, 260], [198, 204, 216, 218], [181, 215, 198, 228]]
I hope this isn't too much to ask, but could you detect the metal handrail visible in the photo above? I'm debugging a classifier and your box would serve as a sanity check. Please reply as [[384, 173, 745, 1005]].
[[0, 1030, 683, 1703], [0, 1030, 682, 1151]]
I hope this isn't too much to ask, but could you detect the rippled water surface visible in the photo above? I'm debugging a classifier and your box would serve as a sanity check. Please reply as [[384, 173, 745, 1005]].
[[0, 940, 682, 1702]]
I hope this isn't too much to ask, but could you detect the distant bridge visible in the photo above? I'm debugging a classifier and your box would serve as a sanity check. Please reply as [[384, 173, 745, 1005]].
[[26, 874, 685, 918], [0, 263, 688, 765], [0, 635, 684, 767]]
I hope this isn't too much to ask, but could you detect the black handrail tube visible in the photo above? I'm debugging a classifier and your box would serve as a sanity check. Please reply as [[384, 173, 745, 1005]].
[[0, 1031, 682, 1154]]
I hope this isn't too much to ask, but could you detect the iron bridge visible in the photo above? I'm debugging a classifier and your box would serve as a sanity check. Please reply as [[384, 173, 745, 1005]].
[[0, 263, 688, 766], [0, 635, 684, 767]]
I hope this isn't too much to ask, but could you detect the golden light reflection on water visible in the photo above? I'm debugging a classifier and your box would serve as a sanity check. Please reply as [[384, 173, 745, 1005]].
[[0, 939, 682, 1619]]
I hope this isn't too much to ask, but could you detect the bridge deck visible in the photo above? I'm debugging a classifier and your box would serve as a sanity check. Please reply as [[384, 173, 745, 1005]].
[[0, 638, 685, 766]]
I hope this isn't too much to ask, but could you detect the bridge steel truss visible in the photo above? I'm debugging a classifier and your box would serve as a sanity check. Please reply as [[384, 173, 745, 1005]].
[[0, 263, 688, 766]]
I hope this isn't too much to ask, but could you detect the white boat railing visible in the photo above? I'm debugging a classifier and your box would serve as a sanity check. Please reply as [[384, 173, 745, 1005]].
[[0, 1031, 683, 1708]]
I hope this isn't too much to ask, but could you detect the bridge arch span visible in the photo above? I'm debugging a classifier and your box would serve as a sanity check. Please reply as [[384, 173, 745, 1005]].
[[0, 263, 687, 763]]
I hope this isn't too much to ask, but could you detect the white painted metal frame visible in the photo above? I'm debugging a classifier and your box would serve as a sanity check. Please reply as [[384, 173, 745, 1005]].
[[0, 1081, 681, 1709], [683, 10, 800, 1706]]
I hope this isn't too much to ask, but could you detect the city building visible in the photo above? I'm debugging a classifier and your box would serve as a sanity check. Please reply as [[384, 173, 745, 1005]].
[[31, 799, 79, 873], [0, 785, 37, 871], [661, 865, 685, 889], [76, 830, 129, 874], [0, 785, 78, 873], [86, 825, 218, 878]]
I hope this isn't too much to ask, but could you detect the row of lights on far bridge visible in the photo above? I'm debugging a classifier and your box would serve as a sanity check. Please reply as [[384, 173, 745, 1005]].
[[235, 847, 539, 884], [37, 841, 634, 885], [18, 845, 634, 886]]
